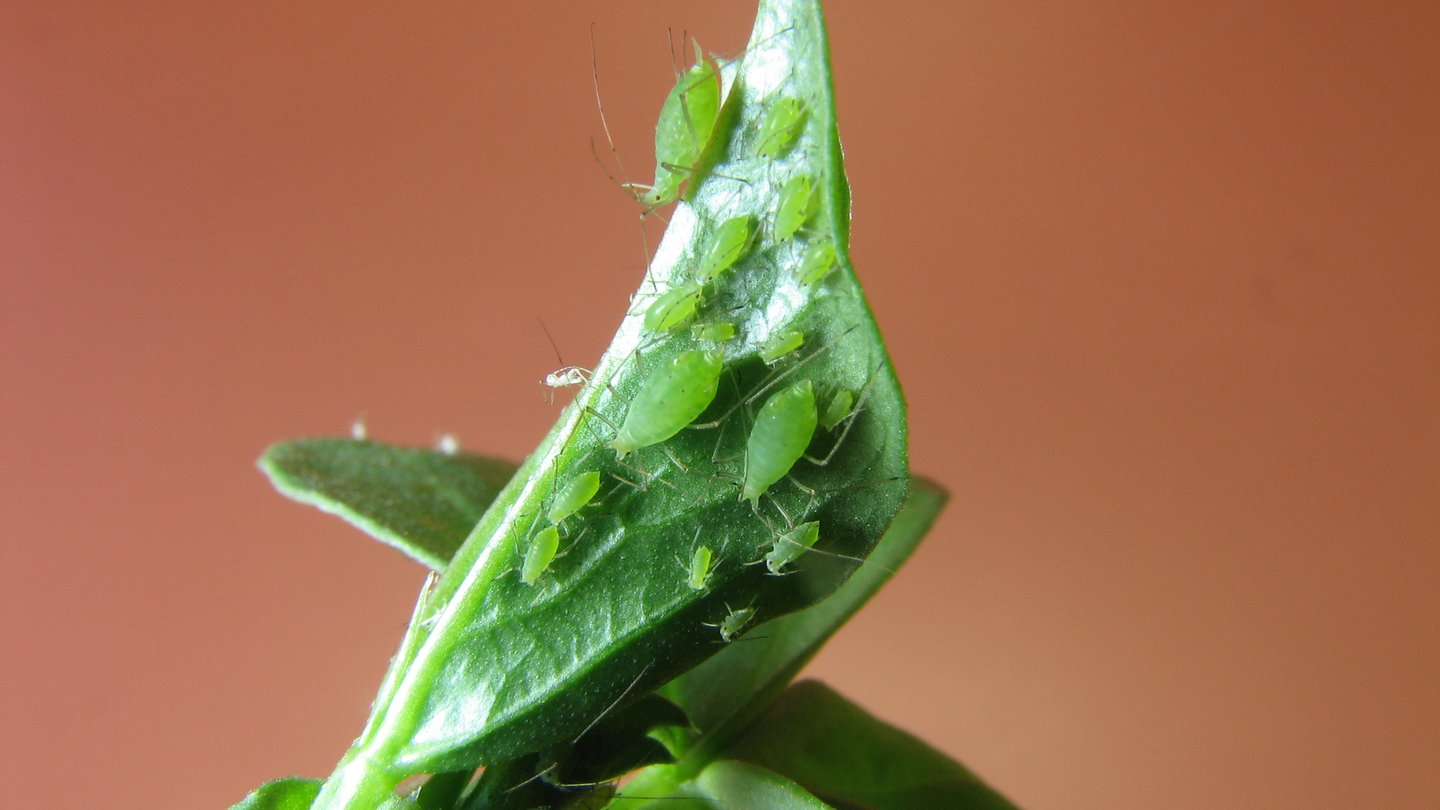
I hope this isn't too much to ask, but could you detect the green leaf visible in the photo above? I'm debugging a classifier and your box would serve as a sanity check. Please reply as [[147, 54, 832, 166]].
[[230, 777, 321, 810], [259, 438, 517, 570], [660, 479, 947, 754], [727, 681, 1021, 810], [308, 0, 909, 803]]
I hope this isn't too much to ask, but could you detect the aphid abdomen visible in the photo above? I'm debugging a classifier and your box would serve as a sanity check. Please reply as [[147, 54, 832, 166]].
[[609, 349, 724, 457], [742, 379, 818, 504], [522, 525, 561, 585]]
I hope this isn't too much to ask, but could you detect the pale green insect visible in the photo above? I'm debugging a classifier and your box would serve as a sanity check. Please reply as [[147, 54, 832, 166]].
[[819, 389, 854, 431], [643, 282, 704, 332], [547, 470, 601, 524], [759, 330, 804, 364], [742, 379, 818, 505], [696, 214, 756, 281], [755, 97, 806, 158], [764, 520, 820, 575], [716, 605, 756, 643], [774, 174, 819, 241], [686, 544, 716, 591], [691, 321, 737, 342], [627, 42, 723, 209], [521, 525, 561, 586], [609, 349, 724, 458], [797, 240, 837, 285]]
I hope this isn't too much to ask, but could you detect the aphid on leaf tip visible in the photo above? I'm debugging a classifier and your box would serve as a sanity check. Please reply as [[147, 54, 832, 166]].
[[774, 174, 819, 242], [797, 240, 838, 286], [626, 41, 723, 209], [755, 96, 806, 158]]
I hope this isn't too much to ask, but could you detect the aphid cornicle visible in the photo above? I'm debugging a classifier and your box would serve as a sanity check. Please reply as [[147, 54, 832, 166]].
[[742, 379, 818, 505], [628, 41, 723, 209], [755, 97, 806, 158], [696, 214, 755, 282], [547, 471, 601, 524], [521, 525, 561, 586], [764, 520, 820, 575], [774, 174, 819, 241], [609, 349, 724, 458]]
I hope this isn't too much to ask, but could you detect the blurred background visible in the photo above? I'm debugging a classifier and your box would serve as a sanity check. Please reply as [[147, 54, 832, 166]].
[[4, 2, 1437, 807]]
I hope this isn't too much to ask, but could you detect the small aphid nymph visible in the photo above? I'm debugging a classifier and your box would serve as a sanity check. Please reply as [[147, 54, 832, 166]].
[[521, 525, 562, 586], [643, 283, 704, 333], [759, 330, 804, 364], [764, 520, 820, 575], [742, 379, 818, 505], [609, 349, 724, 458], [819, 389, 855, 432], [686, 545, 716, 591], [547, 471, 602, 524], [774, 174, 819, 241], [717, 605, 757, 643], [755, 97, 806, 158], [544, 366, 589, 389], [797, 240, 838, 286], [697, 215, 755, 282], [691, 321, 737, 342]]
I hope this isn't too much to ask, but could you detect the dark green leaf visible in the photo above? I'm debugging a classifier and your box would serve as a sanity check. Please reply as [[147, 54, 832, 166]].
[[727, 681, 1021, 810], [660, 479, 947, 752], [229, 777, 321, 810], [259, 438, 517, 570]]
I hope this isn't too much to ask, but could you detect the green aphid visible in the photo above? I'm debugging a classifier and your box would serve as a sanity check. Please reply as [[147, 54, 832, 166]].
[[759, 330, 804, 364], [764, 520, 820, 575], [775, 174, 819, 241], [819, 389, 854, 431], [742, 379, 818, 505], [547, 471, 601, 524], [521, 525, 561, 586], [643, 282, 704, 332], [797, 240, 837, 286], [686, 545, 716, 591], [628, 42, 723, 209], [609, 349, 724, 458], [691, 321, 737, 342], [717, 605, 756, 643], [755, 97, 806, 158], [697, 214, 755, 282]]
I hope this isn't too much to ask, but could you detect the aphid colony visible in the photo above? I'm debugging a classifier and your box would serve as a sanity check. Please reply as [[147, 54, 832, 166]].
[[521, 39, 862, 643]]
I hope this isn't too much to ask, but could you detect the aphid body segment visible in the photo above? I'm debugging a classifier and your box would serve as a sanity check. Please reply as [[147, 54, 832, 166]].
[[717, 605, 757, 643], [609, 349, 724, 458], [755, 97, 806, 158], [798, 241, 838, 286], [643, 282, 704, 333], [696, 215, 755, 282], [522, 525, 561, 586], [547, 471, 602, 524], [631, 43, 723, 209], [764, 520, 820, 575], [742, 379, 818, 505], [759, 330, 804, 364], [686, 545, 716, 591], [774, 174, 819, 242]]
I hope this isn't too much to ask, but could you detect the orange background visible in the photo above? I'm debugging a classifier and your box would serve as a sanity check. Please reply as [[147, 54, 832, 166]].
[[4, 2, 1437, 808]]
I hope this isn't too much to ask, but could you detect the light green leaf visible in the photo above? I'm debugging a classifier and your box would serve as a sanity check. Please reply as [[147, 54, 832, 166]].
[[728, 681, 1021, 810], [259, 438, 517, 570]]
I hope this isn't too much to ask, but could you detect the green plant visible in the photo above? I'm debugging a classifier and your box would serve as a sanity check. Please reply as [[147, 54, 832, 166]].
[[234, 1, 1016, 807]]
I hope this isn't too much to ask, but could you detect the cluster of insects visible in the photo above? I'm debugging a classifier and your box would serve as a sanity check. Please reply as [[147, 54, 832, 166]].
[[516, 30, 872, 645]]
